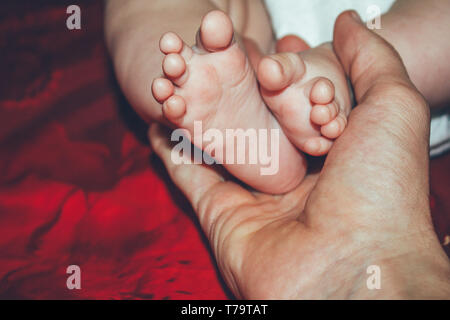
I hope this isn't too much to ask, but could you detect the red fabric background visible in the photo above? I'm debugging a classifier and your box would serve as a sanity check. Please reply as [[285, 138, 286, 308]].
[[0, 0, 448, 299]]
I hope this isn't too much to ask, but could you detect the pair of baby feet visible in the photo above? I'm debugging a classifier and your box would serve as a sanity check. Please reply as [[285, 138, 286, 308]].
[[152, 10, 351, 194]]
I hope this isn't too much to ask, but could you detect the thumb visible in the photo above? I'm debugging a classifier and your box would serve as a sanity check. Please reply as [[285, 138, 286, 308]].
[[332, 10, 429, 143], [305, 10, 431, 233], [333, 10, 412, 102]]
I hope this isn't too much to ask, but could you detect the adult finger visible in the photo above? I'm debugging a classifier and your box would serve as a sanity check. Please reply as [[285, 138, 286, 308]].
[[332, 10, 430, 158], [334, 11, 411, 101], [306, 11, 431, 231]]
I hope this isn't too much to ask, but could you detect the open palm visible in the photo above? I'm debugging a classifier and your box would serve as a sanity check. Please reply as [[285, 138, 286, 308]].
[[149, 12, 450, 299]]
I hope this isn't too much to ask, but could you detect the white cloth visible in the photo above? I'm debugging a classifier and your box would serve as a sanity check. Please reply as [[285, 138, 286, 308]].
[[430, 113, 450, 157], [265, 0, 450, 156]]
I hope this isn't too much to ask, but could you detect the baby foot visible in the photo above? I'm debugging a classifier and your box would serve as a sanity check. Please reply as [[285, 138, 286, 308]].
[[152, 10, 306, 194], [257, 44, 352, 156]]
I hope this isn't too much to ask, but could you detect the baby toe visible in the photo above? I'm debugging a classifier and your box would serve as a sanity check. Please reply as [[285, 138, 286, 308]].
[[310, 77, 334, 105], [160, 32, 193, 60], [257, 57, 285, 91], [320, 113, 347, 139], [310, 101, 339, 126], [303, 137, 333, 156], [160, 32, 183, 54], [152, 78, 174, 103], [198, 10, 234, 52], [163, 53, 188, 85], [163, 95, 186, 122], [258, 53, 306, 92]]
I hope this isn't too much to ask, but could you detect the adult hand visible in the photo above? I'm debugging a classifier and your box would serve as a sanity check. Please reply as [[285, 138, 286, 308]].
[[148, 11, 450, 299]]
